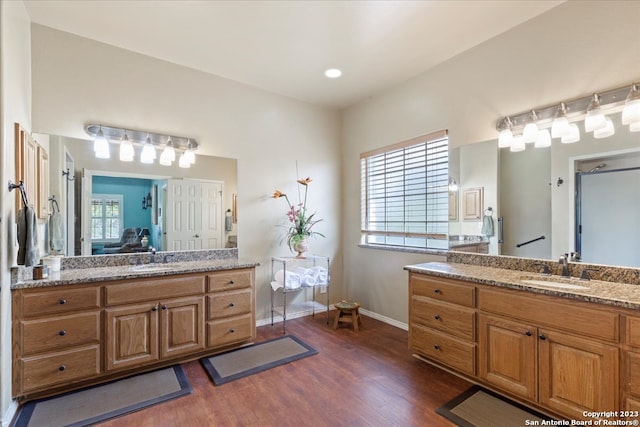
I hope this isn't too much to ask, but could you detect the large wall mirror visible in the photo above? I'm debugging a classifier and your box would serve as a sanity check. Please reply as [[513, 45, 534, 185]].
[[449, 111, 640, 268], [42, 134, 237, 257]]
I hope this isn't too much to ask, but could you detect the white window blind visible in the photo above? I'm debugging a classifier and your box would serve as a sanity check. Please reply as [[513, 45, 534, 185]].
[[360, 131, 449, 249], [91, 194, 124, 242]]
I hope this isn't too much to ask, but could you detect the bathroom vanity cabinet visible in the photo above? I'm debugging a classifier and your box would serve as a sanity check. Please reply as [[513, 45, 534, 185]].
[[12, 266, 255, 400], [408, 271, 623, 421]]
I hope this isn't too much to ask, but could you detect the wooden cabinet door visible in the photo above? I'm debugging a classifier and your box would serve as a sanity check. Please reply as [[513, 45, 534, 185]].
[[538, 329, 618, 419], [160, 296, 205, 359], [478, 314, 537, 401], [106, 303, 159, 371]]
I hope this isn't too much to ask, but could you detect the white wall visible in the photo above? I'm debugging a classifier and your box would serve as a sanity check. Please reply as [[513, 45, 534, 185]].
[[0, 0, 31, 423], [342, 1, 640, 322], [30, 24, 343, 326]]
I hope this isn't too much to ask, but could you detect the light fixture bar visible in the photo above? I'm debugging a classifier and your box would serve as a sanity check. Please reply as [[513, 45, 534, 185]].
[[84, 124, 198, 152], [496, 82, 638, 132]]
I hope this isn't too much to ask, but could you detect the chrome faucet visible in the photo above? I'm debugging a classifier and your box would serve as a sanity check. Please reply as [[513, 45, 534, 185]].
[[559, 254, 570, 277]]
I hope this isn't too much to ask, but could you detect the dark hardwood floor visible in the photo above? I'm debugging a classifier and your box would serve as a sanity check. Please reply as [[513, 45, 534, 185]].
[[98, 313, 471, 427]]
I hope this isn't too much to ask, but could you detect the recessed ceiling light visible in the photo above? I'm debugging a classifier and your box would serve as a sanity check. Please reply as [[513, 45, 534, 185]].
[[324, 68, 342, 79]]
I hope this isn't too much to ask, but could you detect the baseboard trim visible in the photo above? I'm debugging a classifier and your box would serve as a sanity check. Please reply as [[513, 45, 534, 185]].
[[2, 399, 18, 427], [359, 308, 408, 331], [256, 306, 408, 331]]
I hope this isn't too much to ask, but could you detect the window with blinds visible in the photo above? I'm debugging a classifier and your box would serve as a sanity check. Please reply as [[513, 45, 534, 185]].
[[91, 194, 124, 242], [360, 130, 449, 249]]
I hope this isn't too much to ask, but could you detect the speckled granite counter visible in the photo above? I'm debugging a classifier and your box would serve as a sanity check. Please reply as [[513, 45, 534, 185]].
[[405, 261, 640, 311], [12, 259, 259, 290]]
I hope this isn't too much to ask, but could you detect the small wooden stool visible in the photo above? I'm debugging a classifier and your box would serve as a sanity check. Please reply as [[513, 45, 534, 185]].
[[333, 301, 362, 331]]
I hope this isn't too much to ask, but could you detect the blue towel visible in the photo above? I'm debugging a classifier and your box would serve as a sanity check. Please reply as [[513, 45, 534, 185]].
[[481, 214, 494, 237], [17, 205, 40, 266]]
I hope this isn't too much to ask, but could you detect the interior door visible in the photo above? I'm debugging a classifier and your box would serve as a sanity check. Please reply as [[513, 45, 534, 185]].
[[578, 168, 640, 267], [165, 179, 223, 250]]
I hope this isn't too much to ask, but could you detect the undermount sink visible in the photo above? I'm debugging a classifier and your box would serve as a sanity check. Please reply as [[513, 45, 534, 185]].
[[520, 279, 590, 290], [130, 264, 174, 272]]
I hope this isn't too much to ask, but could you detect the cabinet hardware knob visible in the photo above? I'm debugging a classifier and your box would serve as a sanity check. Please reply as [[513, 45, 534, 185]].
[[194, 234, 200, 238], [229, 303, 235, 307], [229, 328, 235, 333], [58, 365, 66, 371], [161, 305, 167, 310], [434, 345, 440, 350], [229, 280, 235, 285], [59, 330, 67, 336], [525, 331, 532, 336], [151, 306, 158, 312], [434, 315, 441, 320], [434, 289, 441, 294], [539, 334, 547, 340], [59, 299, 67, 305]]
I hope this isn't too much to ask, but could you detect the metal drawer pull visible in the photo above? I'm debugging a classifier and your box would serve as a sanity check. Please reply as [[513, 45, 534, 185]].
[[161, 305, 168, 310], [59, 330, 67, 336], [229, 328, 235, 333], [525, 331, 532, 336], [58, 365, 66, 371], [229, 302, 235, 307], [539, 334, 547, 340], [151, 306, 158, 312], [434, 315, 441, 320], [59, 299, 67, 305], [228, 280, 235, 285], [434, 289, 441, 294], [434, 345, 440, 350]]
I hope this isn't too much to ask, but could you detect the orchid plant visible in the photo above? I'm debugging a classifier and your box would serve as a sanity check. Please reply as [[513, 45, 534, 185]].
[[273, 177, 324, 252]]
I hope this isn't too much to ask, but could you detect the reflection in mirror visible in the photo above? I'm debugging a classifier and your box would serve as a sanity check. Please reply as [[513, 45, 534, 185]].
[[451, 111, 640, 268], [46, 135, 238, 257]]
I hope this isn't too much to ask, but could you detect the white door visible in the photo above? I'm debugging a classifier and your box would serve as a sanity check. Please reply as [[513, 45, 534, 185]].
[[64, 150, 75, 256], [165, 179, 223, 250]]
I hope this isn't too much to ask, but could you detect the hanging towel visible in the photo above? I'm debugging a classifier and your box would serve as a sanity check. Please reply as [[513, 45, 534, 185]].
[[49, 211, 65, 253], [481, 214, 495, 237], [17, 205, 40, 266]]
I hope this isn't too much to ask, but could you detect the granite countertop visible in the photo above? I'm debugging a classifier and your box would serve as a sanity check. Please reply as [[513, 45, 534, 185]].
[[405, 261, 640, 311], [12, 259, 259, 290]]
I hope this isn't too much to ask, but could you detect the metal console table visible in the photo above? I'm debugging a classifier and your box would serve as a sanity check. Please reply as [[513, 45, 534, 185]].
[[270, 255, 330, 334]]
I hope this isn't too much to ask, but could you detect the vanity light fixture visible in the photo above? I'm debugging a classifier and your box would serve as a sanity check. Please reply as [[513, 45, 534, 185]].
[[183, 139, 196, 165], [522, 111, 539, 143], [496, 80, 640, 150], [534, 129, 551, 148], [510, 135, 526, 152], [119, 132, 135, 162], [93, 126, 110, 159], [551, 103, 570, 138], [594, 117, 615, 139], [159, 137, 176, 166], [584, 94, 607, 133], [498, 117, 513, 148], [140, 135, 156, 164], [622, 83, 640, 126], [85, 124, 198, 168], [561, 123, 580, 144], [448, 177, 458, 192], [178, 153, 190, 168]]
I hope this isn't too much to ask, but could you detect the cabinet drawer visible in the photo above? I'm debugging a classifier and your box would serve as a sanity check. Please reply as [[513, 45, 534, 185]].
[[410, 325, 476, 375], [410, 274, 475, 307], [21, 312, 100, 355], [478, 288, 619, 342], [410, 297, 475, 340], [106, 275, 205, 305], [624, 316, 640, 347], [207, 313, 254, 348], [626, 351, 640, 397], [21, 345, 100, 393], [20, 287, 99, 317], [208, 289, 252, 320], [207, 269, 252, 292]]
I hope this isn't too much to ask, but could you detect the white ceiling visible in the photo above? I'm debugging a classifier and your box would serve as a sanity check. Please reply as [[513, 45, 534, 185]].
[[23, 0, 563, 109]]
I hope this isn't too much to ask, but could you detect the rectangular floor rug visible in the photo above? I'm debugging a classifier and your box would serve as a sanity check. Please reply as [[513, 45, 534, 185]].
[[200, 335, 318, 385], [13, 365, 191, 427], [436, 385, 554, 427]]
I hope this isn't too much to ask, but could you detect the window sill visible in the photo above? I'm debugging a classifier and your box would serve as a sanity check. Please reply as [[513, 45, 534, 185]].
[[358, 243, 449, 256]]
